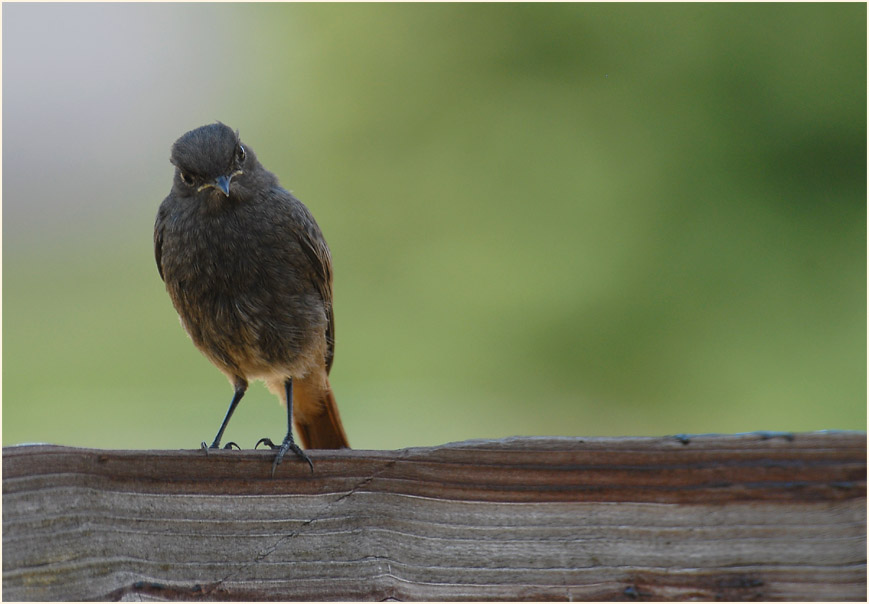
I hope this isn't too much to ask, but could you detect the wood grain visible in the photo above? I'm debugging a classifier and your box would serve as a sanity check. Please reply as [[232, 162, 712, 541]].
[[3, 432, 865, 601]]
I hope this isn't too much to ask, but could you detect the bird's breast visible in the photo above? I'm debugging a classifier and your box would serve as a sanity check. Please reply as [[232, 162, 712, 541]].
[[161, 203, 326, 373]]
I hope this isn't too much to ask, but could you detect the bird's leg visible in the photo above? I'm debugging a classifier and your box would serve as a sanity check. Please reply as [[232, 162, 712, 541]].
[[255, 377, 313, 475], [201, 378, 247, 451]]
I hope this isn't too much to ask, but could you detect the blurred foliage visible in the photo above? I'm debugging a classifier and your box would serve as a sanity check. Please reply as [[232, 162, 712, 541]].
[[3, 3, 865, 451]]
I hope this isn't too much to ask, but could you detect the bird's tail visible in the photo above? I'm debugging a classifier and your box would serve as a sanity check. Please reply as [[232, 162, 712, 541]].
[[294, 378, 349, 449]]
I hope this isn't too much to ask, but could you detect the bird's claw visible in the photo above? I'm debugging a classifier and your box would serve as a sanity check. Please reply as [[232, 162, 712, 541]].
[[201, 441, 240, 454], [257, 436, 314, 476], [255, 437, 277, 450]]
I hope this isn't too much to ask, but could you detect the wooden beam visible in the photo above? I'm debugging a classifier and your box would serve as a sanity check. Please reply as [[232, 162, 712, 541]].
[[3, 432, 865, 601]]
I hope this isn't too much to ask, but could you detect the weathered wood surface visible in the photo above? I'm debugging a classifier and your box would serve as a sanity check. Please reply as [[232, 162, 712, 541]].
[[3, 432, 865, 601]]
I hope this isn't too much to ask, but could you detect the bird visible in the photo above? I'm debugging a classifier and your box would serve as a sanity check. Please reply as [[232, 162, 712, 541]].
[[154, 122, 349, 475]]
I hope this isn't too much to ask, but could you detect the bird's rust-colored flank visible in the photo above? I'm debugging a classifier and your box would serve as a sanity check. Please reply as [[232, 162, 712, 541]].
[[154, 122, 348, 473]]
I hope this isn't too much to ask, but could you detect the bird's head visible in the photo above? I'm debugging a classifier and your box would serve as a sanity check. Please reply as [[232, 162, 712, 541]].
[[169, 122, 249, 197]]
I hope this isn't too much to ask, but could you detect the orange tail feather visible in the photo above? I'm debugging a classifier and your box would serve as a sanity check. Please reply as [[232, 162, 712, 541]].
[[295, 384, 349, 449]]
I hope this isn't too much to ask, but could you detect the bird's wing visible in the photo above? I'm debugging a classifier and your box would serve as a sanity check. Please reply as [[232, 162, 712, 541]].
[[291, 196, 336, 374], [154, 203, 167, 281]]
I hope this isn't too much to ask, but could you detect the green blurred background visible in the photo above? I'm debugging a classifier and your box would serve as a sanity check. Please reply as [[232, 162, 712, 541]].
[[3, 3, 866, 451]]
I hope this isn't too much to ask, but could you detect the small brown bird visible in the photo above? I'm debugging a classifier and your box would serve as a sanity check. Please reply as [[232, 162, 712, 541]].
[[154, 123, 349, 474]]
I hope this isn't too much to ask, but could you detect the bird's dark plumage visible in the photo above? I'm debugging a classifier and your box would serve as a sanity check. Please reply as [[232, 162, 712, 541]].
[[154, 123, 348, 473]]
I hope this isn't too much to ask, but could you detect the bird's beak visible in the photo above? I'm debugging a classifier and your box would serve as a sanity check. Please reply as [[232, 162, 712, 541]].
[[213, 174, 232, 196], [198, 174, 233, 196]]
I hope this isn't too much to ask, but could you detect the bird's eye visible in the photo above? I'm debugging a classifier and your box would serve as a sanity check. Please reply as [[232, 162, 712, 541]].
[[179, 171, 195, 186], [236, 144, 246, 163]]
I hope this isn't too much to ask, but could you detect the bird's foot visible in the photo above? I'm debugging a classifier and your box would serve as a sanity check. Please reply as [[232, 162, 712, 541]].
[[256, 436, 314, 476], [254, 437, 276, 450], [200, 441, 240, 455]]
